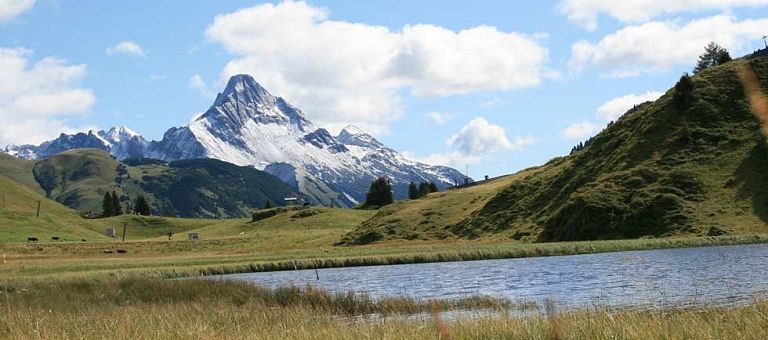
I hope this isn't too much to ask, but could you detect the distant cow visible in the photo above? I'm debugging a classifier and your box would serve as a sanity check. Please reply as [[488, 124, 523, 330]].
[[81, 238, 87, 242], [51, 236, 60, 242], [27, 237, 38, 243]]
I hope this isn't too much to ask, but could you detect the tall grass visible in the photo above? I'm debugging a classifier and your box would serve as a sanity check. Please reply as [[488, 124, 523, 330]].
[[2, 276, 767, 339]]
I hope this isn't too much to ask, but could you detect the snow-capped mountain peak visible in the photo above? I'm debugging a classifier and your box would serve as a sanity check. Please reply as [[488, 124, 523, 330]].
[[102, 125, 140, 141], [337, 125, 384, 150], [6, 74, 466, 207]]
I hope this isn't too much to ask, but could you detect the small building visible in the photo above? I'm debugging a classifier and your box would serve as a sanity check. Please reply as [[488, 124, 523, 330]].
[[284, 197, 299, 205], [188, 232, 199, 241], [105, 228, 116, 237]]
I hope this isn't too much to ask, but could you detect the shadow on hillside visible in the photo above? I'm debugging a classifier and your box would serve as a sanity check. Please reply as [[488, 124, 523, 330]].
[[732, 144, 768, 224]]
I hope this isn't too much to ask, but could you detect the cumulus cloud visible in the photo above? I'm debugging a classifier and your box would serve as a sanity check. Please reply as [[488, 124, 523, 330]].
[[567, 15, 768, 77], [0, 48, 95, 146], [188, 74, 215, 98], [557, 0, 768, 30], [106, 41, 146, 57], [596, 91, 664, 120], [423, 111, 451, 125], [204, 1, 549, 134], [416, 118, 533, 168], [560, 90, 663, 140], [560, 121, 601, 140], [0, 0, 35, 22]]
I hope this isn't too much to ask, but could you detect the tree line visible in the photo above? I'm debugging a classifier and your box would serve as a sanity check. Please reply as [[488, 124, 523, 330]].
[[360, 177, 441, 209], [408, 181, 439, 199], [101, 191, 151, 217]]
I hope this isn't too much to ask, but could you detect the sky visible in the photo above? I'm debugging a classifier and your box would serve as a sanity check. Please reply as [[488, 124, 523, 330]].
[[1, 0, 767, 178]]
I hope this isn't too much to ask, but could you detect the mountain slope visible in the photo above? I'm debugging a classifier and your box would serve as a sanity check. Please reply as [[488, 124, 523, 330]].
[[26, 149, 301, 218], [342, 57, 768, 244]]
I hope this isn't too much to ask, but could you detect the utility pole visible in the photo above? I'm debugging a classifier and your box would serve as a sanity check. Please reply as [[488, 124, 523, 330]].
[[36, 200, 41, 217], [122, 222, 127, 242]]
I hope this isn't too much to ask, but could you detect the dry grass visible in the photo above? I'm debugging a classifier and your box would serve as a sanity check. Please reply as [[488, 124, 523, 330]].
[[1, 276, 767, 339]]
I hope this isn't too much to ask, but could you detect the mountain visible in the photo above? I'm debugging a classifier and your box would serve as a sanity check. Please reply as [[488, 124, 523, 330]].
[[5, 126, 149, 160], [148, 74, 465, 206], [341, 56, 768, 244], [28, 149, 301, 218], [3, 75, 465, 207]]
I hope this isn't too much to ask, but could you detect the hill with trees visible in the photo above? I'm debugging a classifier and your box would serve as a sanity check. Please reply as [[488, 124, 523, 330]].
[[4, 149, 302, 218], [341, 53, 768, 244]]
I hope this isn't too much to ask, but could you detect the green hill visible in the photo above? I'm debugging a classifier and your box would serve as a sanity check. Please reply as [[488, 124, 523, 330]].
[[342, 57, 768, 244], [21, 149, 301, 218], [0, 171, 108, 242]]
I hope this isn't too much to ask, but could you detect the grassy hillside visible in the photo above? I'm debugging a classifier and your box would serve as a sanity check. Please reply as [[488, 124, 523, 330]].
[[0, 173, 108, 242], [0, 152, 42, 193], [23, 149, 301, 218], [343, 57, 768, 244]]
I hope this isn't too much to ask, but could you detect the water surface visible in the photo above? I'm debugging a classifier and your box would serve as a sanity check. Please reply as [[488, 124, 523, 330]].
[[218, 244, 768, 310]]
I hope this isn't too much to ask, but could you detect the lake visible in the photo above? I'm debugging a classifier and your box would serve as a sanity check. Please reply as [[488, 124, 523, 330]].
[[216, 244, 768, 310]]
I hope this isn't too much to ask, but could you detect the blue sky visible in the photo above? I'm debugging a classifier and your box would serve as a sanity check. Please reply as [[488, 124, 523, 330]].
[[1, 0, 767, 178]]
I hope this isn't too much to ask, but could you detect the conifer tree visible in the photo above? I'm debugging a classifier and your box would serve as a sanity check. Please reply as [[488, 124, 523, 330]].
[[134, 195, 151, 216], [111, 191, 122, 216], [417, 182, 428, 198], [101, 192, 114, 217], [363, 177, 393, 208], [694, 42, 731, 74], [673, 72, 695, 107], [408, 182, 419, 199], [264, 200, 273, 209], [428, 182, 439, 193]]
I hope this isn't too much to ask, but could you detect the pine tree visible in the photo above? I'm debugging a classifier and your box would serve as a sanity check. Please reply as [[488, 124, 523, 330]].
[[673, 72, 695, 107], [417, 182, 428, 198], [428, 182, 439, 193], [101, 192, 114, 217], [134, 195, 151, 216], [111, 191, 122, 216], [363, 177, 393, 208], [694, 42, 731, 74], [264, 200, 273, 209], [408, 182, 418, 199]]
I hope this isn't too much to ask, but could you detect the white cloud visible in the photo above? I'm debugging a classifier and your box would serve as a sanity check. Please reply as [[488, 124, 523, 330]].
[[423, 111, 451, 125], [557, 0, 768, 30], [560, 121, 601, 140], [204, 1, 549, 135], [596, 91, 664, 120], [567, 15, 768, 77], [447, 118, 532, 155], [149, 74, 167, 81], [0, 0, 35, 23], [416, 118, 533, 168], [0, 48, 95, 146], [560, 90, 663, 141], [188, 74, 215, 98], [106, 41, 146, 57]]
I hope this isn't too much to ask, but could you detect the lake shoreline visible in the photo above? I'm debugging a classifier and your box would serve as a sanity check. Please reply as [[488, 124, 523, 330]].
[[182, 234, 768, 278]]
